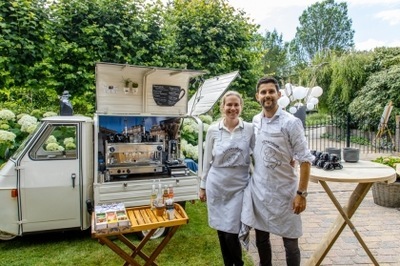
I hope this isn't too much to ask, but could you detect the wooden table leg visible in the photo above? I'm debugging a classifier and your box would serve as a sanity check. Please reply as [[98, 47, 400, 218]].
[[305, 182, 379, 266], [98, 236, 141, 266], [122, 229, 158, 266], [144, 226, 180, 266]]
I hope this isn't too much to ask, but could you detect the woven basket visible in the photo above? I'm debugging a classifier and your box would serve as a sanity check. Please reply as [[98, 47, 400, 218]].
[[372, 181, 400, 208]]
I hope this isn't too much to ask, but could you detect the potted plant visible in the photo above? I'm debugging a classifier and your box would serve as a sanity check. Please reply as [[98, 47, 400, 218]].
[[123, 78, 132, 94], [371, 156, 400, 208]]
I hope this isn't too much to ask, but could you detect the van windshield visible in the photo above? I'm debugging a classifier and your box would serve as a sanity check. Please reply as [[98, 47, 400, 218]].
[[11, 123, 42, 160]]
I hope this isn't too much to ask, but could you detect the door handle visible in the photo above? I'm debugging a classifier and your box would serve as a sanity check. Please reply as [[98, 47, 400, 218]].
[[71, 173, 76, 188]]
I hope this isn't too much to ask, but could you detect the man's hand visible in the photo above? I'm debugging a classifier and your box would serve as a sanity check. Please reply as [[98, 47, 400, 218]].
[[292, 195, 306, 214]]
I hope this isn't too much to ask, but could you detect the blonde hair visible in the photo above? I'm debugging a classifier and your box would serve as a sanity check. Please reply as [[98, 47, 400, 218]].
[[219, 90, 243, 116]]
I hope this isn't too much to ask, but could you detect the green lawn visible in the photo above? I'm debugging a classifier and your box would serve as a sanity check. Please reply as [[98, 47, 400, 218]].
[[0, 201, 254, 265]]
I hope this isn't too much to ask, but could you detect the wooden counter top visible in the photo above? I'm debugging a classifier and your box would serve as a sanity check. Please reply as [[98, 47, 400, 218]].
[[92, 203, 188, 237]]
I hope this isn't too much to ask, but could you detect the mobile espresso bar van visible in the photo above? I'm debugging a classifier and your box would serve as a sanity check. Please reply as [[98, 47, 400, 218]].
[[0, 63, 239, 240]]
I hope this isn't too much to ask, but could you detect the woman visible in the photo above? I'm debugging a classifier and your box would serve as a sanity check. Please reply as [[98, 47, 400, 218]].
[[199, 90, 254, 266]]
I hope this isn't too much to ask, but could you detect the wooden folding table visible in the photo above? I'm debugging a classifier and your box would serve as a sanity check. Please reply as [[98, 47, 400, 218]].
[[305, 160, 396, 266], [92, 203, 189, 266]]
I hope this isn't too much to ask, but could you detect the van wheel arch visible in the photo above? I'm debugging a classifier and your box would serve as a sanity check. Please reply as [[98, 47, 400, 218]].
[[0, 230, 17, 241]]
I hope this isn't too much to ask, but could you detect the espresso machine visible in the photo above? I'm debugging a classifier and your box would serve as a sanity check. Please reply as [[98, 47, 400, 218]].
[[105, 142, 164, 176]]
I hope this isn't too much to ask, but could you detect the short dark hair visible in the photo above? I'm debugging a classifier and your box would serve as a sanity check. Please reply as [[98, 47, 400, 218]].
[[256, 77, 280, 92]]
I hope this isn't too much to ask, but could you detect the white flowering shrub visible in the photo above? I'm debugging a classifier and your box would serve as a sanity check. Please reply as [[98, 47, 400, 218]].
[[45, 135, 57, 144], [65, 142, 76, 150], [0, 130, 16, 159], [199, 114, 213, 125], [0, 109, 16, 121], [18, 114, 38, 133], [64, 137, 76, 150], [180, 116, 214, 162], [0, 130, 16, 146], [43, 112, 57, 118], [45, 143, 65, 151]]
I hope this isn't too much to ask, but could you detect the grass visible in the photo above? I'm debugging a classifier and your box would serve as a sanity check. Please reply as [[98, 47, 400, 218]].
[[0, 201, 254, 265]]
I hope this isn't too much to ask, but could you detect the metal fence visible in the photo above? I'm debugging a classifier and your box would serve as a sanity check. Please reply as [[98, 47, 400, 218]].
[[304, 116, 400, 156]]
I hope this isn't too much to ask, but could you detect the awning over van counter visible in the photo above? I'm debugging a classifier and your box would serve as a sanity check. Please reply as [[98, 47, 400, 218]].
[[187, 71, 239, 116], [95, 63, 207, 115]]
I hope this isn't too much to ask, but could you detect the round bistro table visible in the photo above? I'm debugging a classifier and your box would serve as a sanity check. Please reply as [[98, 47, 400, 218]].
[[305, 160, 396, 266]]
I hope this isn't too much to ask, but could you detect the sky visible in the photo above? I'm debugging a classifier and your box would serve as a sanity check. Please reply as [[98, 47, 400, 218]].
[[228, 0, 400, 51]]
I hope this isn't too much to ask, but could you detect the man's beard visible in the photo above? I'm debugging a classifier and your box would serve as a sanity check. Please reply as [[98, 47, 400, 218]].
[[260, 98, 277, 111]]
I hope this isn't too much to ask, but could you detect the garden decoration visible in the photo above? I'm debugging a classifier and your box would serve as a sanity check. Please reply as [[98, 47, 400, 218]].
[[277, 83, 323, 113]]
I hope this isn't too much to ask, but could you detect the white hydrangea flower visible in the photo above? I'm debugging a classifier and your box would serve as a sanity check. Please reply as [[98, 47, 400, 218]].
[[18, 114, 38, 133], [183, 124, 194, 133], [63, 137, 75, 145], [181, 141, 198, 161], [65, 142, 76, 150], [17, 114, 37, 125], [0, 130, 16, 145], [43, 112, 57, 118], [46, 143, 64, 151], [0, 124, 10, 130], [0, 109, 16, 121], [200, 114, 213, 125], [57, 145, 65, 151], [45, 135, 57, 144], [26, 124, 37, 134]]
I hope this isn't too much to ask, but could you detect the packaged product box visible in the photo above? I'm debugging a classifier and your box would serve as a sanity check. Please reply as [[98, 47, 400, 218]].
[[106, 211, 118, 228], [95, 212, 108, 233]]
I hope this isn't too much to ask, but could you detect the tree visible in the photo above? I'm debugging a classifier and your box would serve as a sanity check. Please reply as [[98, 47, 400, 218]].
[[292, 0, 354, 63], [260, 30, 290, 79], [164, 0, 263, 97], [349, 47, 400, 129], [0, 0, 59, 114]]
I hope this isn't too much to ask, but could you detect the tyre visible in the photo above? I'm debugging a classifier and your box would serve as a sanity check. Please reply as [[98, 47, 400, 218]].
[[136, 227, 169, 240], [136, 201, 186, 240], [0, 230, 17, 241]]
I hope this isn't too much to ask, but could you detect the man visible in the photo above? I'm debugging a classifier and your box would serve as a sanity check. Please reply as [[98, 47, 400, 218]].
[[241, 77, 314, 266]]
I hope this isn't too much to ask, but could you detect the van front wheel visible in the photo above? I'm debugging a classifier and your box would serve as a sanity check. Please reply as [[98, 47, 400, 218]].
[[137, 227, 169, 240], [0, 230, 17, 241]]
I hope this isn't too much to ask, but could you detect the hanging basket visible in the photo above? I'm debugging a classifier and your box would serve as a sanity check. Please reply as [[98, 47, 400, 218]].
[[372, 181, 400, 208]]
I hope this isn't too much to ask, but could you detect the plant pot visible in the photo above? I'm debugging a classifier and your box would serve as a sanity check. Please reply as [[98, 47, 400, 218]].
[[343, 147, 359, 163], [372, 181, 400, 208]]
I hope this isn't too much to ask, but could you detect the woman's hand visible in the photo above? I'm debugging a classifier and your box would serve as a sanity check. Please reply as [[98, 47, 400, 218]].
[[199, 188, 207, 202]]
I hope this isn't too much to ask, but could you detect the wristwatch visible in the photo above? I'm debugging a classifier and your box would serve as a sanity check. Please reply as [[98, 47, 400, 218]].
[[297, 190, 308, 198]]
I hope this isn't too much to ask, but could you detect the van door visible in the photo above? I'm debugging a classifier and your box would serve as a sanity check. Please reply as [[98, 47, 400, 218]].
[[19, 123, 81, 233]]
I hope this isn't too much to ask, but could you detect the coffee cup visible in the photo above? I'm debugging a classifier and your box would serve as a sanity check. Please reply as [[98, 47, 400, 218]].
[[152, 85, 186, 106]]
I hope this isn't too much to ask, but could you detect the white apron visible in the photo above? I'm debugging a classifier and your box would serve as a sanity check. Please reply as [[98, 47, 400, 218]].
[[241, 118, 302, 238], [206, 127, 251, 234]]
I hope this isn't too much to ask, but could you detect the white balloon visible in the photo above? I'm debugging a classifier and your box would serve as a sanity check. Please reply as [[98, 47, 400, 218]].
[[309, 97, 319, 104], [292, 86, 307, 100], [278, 96, 290, 108], [311, 86, 323, 97], [280, 90, 287, 97], [307, 103, 315, 110], [289, 106, 297, 114]]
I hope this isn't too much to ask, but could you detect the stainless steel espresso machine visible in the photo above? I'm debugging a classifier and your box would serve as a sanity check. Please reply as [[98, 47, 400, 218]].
[[105, 142, 164, 175], [101, 116, 189, 179]]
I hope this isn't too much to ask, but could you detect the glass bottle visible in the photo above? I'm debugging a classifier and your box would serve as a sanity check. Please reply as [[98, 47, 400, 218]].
[[168, 184, 174, 199], [162, 185, 169, 204], [150, 180, 157, 210]]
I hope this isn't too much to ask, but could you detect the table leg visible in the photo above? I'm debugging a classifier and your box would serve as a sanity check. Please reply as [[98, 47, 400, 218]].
[[98, 236, 141, 266], [144, 226, 180, 266], [306, 181, 378, 266], [122, 229, 158, 266]]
